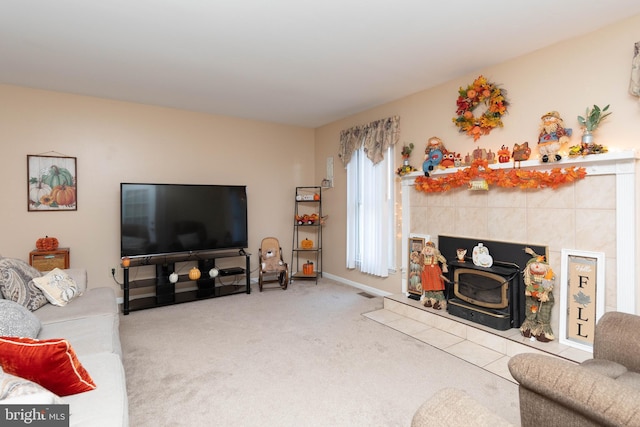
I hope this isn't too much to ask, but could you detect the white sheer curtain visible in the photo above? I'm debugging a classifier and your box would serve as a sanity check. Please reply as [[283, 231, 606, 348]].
[[346, 146, 394, 277], [341, 116, 399, 278]]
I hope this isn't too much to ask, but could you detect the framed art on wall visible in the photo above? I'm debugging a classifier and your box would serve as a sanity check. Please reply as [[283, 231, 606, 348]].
[[27, 155, 77, 211], [559, 249, 605, 352]]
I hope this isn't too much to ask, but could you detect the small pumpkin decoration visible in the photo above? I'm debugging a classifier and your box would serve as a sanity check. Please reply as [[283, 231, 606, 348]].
[[36, 236, 59, 251], [302, 261, 314, 275], [188, 267, 201, 281], [301, 238, 313, 249], [313, 193, 320, 201]]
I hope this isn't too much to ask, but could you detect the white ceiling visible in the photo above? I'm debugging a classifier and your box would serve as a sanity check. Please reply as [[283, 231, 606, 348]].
[[2, 1, 639, 128]]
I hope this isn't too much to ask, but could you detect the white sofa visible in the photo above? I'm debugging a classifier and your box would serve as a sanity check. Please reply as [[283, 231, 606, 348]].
[[0, 264, 128, 427]]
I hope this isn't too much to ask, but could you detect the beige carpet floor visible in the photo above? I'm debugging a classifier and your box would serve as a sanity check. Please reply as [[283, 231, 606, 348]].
[[120, 279, 520, 426]]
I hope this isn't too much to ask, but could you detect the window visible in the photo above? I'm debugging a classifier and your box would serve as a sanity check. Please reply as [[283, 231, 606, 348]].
[[346, 145, 395, 277]]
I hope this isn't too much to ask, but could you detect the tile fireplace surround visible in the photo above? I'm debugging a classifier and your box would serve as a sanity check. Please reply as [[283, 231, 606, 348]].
[[400, 150, 639, 338]]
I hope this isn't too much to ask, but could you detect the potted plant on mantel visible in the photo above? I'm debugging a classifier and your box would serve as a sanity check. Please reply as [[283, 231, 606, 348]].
[[401, 143, 414, 163], [396, 143, 417, 176], [577, 104, 612, 144]]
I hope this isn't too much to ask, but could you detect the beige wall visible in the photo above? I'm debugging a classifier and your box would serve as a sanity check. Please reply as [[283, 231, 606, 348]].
[[2, 14, 639, 301], [0, 85, 315, 294], [315, 14, 640, 295]]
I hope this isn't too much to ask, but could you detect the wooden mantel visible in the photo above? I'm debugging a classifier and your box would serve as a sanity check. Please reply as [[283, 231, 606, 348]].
[[400, 150, 639, 314]]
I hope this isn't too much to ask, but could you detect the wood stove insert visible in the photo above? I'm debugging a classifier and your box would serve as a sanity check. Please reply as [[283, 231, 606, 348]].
[[447, 260, 521, 330], [438, 235, 547, 331]]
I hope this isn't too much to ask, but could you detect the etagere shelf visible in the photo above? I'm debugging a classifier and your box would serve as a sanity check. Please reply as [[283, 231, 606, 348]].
[[291, 186, 322, 284]]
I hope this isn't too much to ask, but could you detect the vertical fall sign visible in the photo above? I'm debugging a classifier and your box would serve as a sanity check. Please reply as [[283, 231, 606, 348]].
[[565, 254, 598, 347]]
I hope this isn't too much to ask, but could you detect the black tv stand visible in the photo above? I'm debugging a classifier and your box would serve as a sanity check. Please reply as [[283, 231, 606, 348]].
[[122, 250, 251, 314]]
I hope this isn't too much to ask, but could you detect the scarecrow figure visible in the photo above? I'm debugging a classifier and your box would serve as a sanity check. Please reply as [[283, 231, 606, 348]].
[[520, 247, 555, 342], [420, 241, 448, 310], [538, 111, 572, 162]]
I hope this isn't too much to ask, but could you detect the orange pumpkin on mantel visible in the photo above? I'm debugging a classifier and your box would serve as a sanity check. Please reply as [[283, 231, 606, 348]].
[[36, 236, 59, 251]]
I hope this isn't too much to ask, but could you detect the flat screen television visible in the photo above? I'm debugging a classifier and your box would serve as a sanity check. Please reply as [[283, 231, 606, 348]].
[[120, 183, 248, 258]]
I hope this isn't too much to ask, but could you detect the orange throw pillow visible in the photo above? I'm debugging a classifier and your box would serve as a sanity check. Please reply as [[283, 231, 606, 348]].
[[0, 336, 96, 396]]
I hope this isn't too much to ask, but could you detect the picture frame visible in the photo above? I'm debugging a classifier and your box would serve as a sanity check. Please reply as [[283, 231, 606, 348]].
[[559, 249, 605, 352], [27, 155, 77, 211], [407, 235, 429, 298]]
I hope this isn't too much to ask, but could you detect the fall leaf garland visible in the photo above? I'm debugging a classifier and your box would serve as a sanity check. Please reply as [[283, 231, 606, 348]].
[[414, 159, 587, 193]]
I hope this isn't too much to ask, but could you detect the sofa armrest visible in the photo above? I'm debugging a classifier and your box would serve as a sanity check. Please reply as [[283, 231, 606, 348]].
[[508, 353, 640, 426], [594, 311, 640, 373]]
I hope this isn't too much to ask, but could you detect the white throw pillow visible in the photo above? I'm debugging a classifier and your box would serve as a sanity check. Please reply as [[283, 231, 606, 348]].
[[32, 268, 81, 306]]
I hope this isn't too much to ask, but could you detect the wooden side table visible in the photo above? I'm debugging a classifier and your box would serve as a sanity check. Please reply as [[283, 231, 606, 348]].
[[29, 248, 70, 272]]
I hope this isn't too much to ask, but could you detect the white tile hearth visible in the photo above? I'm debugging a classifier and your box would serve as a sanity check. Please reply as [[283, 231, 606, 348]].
[[384, 316, 431, 336], [363, 293, 593, 384], [446, 340, 504, 367], [484, 356, 513, 379], [411, 327, 464, 349]]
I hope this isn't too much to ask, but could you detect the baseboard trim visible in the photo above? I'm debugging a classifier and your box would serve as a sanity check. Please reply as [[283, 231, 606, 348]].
[[322, 272, 392, 298], [116, 275, 390, 303]]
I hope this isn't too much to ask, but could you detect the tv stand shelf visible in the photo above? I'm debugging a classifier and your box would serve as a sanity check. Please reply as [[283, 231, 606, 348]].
[[122, 250, 250, 314]]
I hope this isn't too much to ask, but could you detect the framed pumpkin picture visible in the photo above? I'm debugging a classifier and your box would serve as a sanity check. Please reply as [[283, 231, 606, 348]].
[[27, 155, 77, 211]]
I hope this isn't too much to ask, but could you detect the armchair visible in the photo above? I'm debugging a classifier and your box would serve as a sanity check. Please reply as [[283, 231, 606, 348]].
[[508, 311, 640, 426]]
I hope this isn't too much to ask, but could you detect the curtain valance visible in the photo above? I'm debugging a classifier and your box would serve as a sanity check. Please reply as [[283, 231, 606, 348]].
[[338, 116, 400, 166]]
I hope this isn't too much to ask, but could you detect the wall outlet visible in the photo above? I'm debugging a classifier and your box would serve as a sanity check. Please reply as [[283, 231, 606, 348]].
[[111, 266, 123, 281]]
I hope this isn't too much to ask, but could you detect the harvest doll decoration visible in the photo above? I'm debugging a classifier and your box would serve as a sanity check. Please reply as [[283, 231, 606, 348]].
[[538, 111, 572, 163], [420, 241, 448, 310], [520, 247, 555, 342], [422, 137, 445, 177]]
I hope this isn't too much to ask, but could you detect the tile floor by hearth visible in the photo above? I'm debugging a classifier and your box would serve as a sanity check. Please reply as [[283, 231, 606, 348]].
[[363, 294, 592, 383]]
